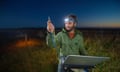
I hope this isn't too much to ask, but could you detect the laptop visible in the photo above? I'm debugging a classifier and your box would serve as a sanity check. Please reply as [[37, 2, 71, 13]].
[[64, 55, 110, 68]]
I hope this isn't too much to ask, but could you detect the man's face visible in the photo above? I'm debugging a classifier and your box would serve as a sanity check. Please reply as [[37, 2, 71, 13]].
[[64, 22, 76, 31]]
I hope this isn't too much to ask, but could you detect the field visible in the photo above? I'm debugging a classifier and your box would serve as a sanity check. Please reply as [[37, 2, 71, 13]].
[[0, 28, 120, 72]]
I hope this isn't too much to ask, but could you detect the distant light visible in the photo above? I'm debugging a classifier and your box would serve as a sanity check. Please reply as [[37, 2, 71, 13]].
[[14, 39, 40, 48]]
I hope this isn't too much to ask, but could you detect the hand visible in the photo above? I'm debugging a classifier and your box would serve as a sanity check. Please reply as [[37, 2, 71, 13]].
[[47, 18, 55, 33]]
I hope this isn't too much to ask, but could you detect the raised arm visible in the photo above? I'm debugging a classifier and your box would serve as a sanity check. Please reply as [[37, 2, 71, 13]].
[[46, 17, 61, 50]]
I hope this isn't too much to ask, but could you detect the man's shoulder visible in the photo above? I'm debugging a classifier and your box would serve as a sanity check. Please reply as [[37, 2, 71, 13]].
[[57, 29, 83, 35], [57, 31, 64, 35]]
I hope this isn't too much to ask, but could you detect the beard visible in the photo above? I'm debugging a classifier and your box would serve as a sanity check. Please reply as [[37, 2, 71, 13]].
[[64, 26, 75, 32]]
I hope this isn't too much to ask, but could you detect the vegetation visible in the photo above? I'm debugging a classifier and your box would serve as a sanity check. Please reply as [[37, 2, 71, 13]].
[[0, 31, 120, 72], [84, 35, 120, 72]]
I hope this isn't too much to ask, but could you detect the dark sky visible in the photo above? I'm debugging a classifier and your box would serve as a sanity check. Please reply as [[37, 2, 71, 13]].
[[0, 0, 120, 28]]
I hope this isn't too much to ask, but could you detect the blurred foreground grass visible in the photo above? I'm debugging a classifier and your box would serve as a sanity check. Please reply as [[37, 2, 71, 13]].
[[0, 34, 120, 72]]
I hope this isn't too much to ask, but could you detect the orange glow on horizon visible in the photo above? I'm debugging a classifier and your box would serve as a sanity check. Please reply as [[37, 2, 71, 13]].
[[79, 22, 120, 28]]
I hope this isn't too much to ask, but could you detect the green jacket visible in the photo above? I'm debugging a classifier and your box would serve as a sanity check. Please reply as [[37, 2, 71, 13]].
[[46, 28, 87, 57]]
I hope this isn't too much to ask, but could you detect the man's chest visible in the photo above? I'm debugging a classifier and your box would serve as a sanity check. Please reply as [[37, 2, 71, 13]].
[[60, 34, 81, 48]]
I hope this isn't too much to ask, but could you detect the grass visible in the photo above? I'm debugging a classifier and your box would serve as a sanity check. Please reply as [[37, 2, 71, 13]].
[[84, 34, 120, 72], [0, 33, 120, 72]]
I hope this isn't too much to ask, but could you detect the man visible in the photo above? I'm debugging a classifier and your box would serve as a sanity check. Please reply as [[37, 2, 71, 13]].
[[46, 15, 87, 72]]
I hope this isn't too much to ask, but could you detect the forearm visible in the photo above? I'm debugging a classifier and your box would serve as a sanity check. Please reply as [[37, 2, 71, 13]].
[[79, 47, 87, 55], [79, 35, 88, 55], [46, 32, 56, 48]]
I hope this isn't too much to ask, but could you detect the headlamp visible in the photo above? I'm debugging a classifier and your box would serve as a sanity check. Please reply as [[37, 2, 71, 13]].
[[64, 17, 76, 23]]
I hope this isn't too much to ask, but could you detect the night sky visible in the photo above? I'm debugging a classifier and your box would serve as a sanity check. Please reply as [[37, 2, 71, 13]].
[[0, 0, 120, 28]]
